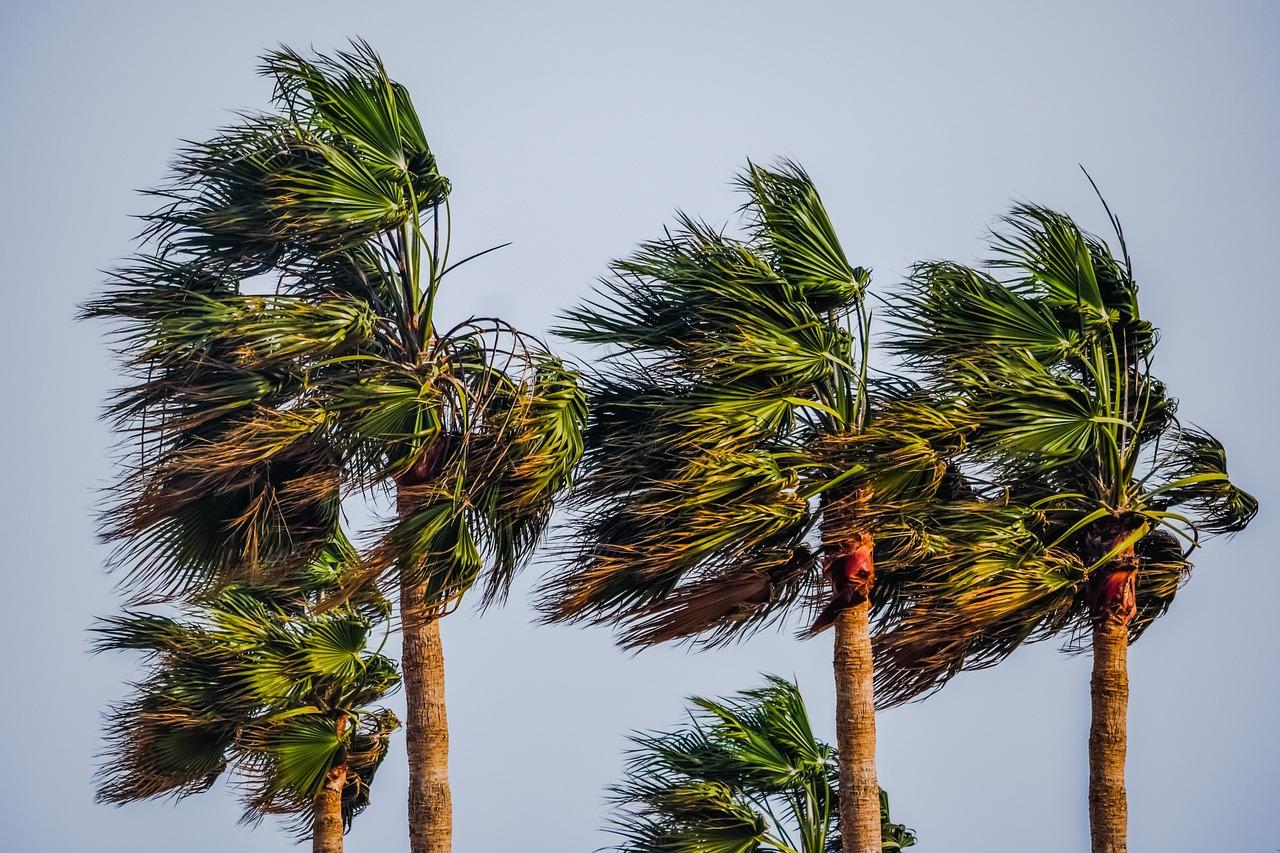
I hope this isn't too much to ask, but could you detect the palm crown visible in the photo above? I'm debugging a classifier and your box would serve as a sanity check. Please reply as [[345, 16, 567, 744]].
[[94, 533, 400, 836], [876, 196, 1258, 701], [82, 40, 585, 609], [608, 676, 916, 853], [545, 161, 1001, 647]]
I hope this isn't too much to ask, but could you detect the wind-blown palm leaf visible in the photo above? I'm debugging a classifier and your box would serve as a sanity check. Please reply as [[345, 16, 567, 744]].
[[607, 677, 916, 853]]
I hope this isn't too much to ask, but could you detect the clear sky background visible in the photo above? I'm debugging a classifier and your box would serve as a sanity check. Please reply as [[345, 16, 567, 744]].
[[2, 2, 1276, 851]]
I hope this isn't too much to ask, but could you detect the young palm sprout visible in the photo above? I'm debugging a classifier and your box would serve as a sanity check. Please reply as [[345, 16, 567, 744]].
[[84, 42, 585, 853], [544, 161, 1017, 853], [608, 676, 916, 853], [95, 535, 399, 853], [878, 194, 1257, 853]]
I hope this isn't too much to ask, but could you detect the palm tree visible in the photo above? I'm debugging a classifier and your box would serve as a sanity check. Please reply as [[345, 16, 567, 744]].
[[877, 194, 1257, 852], [607, 676, 916, 852], [543, 161, 1013, 853], [83, 42, 585, 852], [94, 535, 400, 853]]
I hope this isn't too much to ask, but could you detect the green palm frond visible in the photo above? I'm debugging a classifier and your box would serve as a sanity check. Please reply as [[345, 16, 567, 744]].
[[607, 677, 915, 853], [889, 262, 1078, 370], [737, 160, 867, 311], [557, 212, 855, 394], [146, 40, 447, 265], [1150, 426, 1258, 535], [263, 41, 443, 196]]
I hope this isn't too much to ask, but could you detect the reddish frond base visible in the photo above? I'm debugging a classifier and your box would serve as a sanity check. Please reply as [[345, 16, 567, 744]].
[[807, 533, 874, 636]]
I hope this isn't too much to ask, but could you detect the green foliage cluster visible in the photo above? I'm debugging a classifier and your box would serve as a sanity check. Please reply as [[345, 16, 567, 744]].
[[546, 162, 1034, 654], [83, 40, 584, 611], [876, 196, 1257, 702], [610, 677, 915, 853], [95, 536, 399, 835]]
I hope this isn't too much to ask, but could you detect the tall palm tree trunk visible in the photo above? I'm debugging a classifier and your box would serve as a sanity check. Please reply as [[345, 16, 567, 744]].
[[829, 528, 880, 853], [1089, 619, 1129, 853], [401, 586, 452, 852], [1087, 533, 1138, 853], [399, 461, 453, 853], [313, 766, 347, 853], [834, 600, 880, 853]]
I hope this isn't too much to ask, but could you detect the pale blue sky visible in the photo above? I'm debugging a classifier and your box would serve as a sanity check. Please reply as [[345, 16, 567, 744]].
[[2, 1, 1276, 850]]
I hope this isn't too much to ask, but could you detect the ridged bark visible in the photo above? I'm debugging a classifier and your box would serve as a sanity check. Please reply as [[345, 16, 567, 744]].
[[1085, 524, 1137, 853], [834, 598, 880, 852], [312, 766, 347, 853], [401, 582, 452, 853], [1089, 619, 1129, 853], [399, 458, 453, 853]]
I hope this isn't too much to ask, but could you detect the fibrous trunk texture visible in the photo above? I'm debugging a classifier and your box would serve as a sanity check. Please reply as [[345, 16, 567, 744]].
[[399, 461, 453, 853], [401, 583, 452, 853], [831, 533, 880, 853], [312, 766, 347, 853], [1086, 523, 1137, 853], [1089, 619, 1129, 853]]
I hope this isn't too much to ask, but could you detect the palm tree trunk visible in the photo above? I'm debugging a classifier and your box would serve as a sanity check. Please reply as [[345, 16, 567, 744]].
[[825, 522, 881, 853], [1089, 619, 1129, 853], [834, 600, 880, 853], [1086, 526, 1138, 853], [401, 576, 452, 853], [312, 766, 347, 853], [398, 457, 453, 853]]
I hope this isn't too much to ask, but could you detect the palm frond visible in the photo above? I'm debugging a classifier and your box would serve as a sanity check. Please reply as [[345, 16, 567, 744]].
[[1150, 426, 1258, 535], [736, 159, 867, 311]]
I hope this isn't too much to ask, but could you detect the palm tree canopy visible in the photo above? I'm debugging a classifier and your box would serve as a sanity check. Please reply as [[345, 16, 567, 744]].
[[94, 532, 399, 835], [876, 195, 1258, 703], [543, 161, 1028, 647], [608, 676, 916, 853], [82, 40, 584, 609]]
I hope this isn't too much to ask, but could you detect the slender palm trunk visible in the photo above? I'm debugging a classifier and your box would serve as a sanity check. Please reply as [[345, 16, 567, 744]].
[[1086, 527, 1138, 853], [312, 766, 347, 853], [1089, 620, 1128, 853], [398, 464, 452, 853], [401, 577, 452, 852], [834, 598, 881, 853], [823, 524, 880, 853]]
